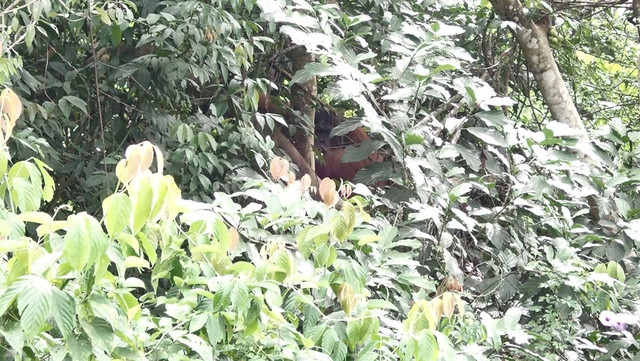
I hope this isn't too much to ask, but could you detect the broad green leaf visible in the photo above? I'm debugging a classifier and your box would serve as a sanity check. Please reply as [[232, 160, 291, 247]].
[[67, 335, 93, 361], [0, 279, 27, 316], [62, 96, 87, 115], [341, 140, 385, 163], [111, 23, 122, 46], [333, 342, 348, 361], [404, 133, 424, 145], [63, 214, 90, 270], [466, 127, 507, 147], [85, 214, 109, 266], [414, 331, 438, 361], [17, 276, 53, 336], [230, 280, 249, 315], [116, 232, 140, 253], [52, 289, 75, 338], [0, 322, 23, 355], [149, 174, 168, 221], [178, 334, 213, 360], [501, 308, 523, 329], [138, 232, 157, 264], [130, 178, 153, 233], [322, 328, 339, 355], [103, 193, 132, 237], [81, 317, 114, 351], [11, 178, 40, 212], [355, 341, 378, 361], [94, 7, 111, 25], [0, 149, 7, 179], [367, 299, 398, 311], [606, 261, 626, 283]]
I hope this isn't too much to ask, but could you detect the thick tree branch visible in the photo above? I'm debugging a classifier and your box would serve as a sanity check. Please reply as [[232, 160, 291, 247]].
[[272, 130, 320, 188], [489, 0, 599, 165]]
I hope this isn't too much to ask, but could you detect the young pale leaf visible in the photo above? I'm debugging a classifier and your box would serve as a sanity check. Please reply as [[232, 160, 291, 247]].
[[17, 211, 53, 225], [124, 256, 150, 269]]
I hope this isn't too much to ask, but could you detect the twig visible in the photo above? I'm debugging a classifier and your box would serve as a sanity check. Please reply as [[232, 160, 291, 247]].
[[86, 0, 110, 191]]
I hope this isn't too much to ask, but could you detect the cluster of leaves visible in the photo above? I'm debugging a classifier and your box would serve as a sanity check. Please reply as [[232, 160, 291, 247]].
[[3, 0, 640, 360], [2, 92, 528, 360]]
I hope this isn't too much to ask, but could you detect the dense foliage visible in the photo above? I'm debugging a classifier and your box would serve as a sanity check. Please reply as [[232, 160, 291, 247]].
[[2, 0, 640, 360]]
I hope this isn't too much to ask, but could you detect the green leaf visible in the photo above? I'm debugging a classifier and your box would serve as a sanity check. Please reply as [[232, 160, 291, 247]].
[[230, 280, 249, 315], [344, 260, 367, 291], [178, 334, 213, 360], [341, 140, 385, 162], [62, 96, 88, 116], [130, 178, 153, 233], [25, 25, 36, 47], [64, 214, 90, 270], [17, 276, 53, 336], [414, 332, 438, 361], [404, 133, 424, 145], [95, 7, 111, 24], [0, 322, 24, 355], [333, 341, 348, 361], [138, 231, 157, 264], [85, 214, 109, 266], [355, 341, 378, 361], [11, 178, 40, 212], [52, 289, 75, 338], [0, 279, 27, 316], [58, 98, 71, 119], [466, 127, 507, 147], [81, 317, 114, 351], [606, 261, 626, 283], [322, 328, 339, 355], [67, 335, 93, 361], [34, 159, 54, 202], [501, 308, 523, 329], [149, 175, 168, 220], [206, 316, 225, 345], [103, 193, 132, 237], [0, 149, 7, 179], [111, 23, 122, 47], [367, 299, 398, 311]]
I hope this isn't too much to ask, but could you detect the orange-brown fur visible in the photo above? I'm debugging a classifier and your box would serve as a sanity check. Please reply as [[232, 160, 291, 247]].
[[257, 93, 381, 181]]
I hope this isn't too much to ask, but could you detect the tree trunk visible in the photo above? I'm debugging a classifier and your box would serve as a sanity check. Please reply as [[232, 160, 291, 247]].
[[633, 0, 640, 95], [289, 47, 317, 170], [489, 0, 597, 164]]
